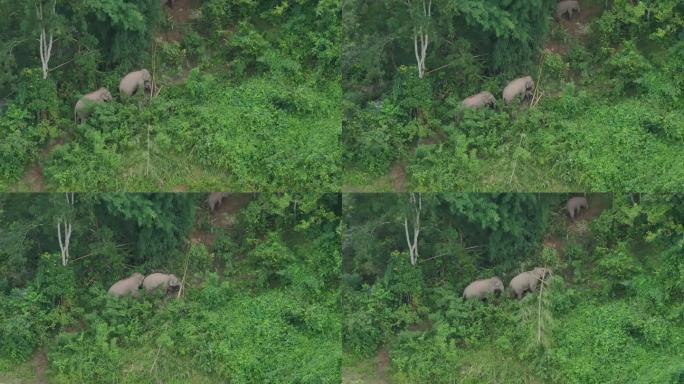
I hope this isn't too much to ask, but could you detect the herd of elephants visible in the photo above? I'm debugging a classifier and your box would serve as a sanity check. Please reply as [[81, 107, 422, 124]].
[[106, 192, 233, 298], [462, 195, 588, 300], [75, 1, 582, 121], [73, 0, 176, 122], [107, 194, 590, 301], [461, 0, 581, 109]]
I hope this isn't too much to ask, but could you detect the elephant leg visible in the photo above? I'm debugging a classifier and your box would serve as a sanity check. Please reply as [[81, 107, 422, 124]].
[[530, 279, 538, 292]]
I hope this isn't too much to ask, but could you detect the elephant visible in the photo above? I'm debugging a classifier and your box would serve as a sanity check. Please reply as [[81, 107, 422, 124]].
[[556, 1, 580, 20], [566, 196, 588, 220], [503, 76, 535, 104], [462, 91, 496, 109], [74, 87, 112, 123], [108, 272, 145, 298], [207, 192, 230, 211], [119, 69, 152, 97], [509, 267, 552, 299], [463, 277, 504, 300], [142, 273, 181, 294]]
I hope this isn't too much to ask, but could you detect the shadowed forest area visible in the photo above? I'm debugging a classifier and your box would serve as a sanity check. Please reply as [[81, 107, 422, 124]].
[[342, 0, 684, 191], [0, 1, 340, 192], [0, 193, 341, 383], [342, 193, 684, 383]]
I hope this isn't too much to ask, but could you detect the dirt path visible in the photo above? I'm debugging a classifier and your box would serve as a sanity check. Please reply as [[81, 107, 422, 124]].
[[35, 349, 47, 384], [15, 137, 65, 192], [342, 346, 391, 384], [389, 162, 406, 192]]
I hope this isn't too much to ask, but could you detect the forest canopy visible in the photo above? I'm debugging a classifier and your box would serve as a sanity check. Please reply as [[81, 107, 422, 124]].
[[342, 0, 684, 191], [342, 193, 684, 383], [0, 192, 341, 383], [0, 0, 341, 191]]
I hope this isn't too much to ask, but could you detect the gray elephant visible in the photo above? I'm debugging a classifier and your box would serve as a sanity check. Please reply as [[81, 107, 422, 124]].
[[462, 91, 496, 109], [566, 196, 588, 220], [119, 69, 152, 97], [503, 76, 535, 104], [463, 277, 504, 300], [207, 192, 230, 211], [142, 273, 180, 294], [509, 267, 551, 299], [556, 1, 580, 20], [74, 87, 112, 123], [108, 272, 144, 298]]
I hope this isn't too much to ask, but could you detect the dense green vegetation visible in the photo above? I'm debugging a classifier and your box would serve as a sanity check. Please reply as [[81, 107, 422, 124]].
[[0, 0, 340, 191], [342, 193, 684, 383], [0, 193, 341, 383], [343, 0, 684, 191]]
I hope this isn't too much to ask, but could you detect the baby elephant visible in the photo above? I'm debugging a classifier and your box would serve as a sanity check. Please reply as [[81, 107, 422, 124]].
[[108, 272, 145, 298], [207, 192, 230, 211], [566, 196, 588, 220], [74, 87, 112, 123], [119, 69, 152, 97], [510, 267, 551, 299], [462, 91, 496, 109], [463, 277, 504, 300], [556, 1, 580, 20], [503, 76, 535, 104], [142, 273, 181, 294]]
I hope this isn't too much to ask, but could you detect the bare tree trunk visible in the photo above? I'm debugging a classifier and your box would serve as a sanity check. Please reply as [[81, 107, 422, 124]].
[[36, 1, 55, 80], [409, 0, 431, 79], [57, 193, 74, 266], [404, 193, 421, 265]]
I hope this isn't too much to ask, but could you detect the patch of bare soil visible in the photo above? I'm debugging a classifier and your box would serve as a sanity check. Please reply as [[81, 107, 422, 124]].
[[20, 164, 44, 191], [17, 137, 65, 192], [158, 0, 200, 42], [545, 2, 603, 54], [376, 347, 390, 380], [171, 185, 189, 192], [34, 349, 47, 384], [190, 193, 254, 250], [389, 162, 407, 192], [168, 0, 200, 24]]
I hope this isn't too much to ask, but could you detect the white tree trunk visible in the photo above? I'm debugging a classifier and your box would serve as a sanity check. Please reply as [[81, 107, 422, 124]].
[[410, 0, 431, 79], [404, 193, 421, 265], [36, 1, 55, 80], [57, 193, 74, 266]]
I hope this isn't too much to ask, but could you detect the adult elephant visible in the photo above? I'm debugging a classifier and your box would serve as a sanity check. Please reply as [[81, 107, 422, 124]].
[[503, 76, 535, 104], [142, 273, 181, 294], [108, 273, 145, 298], [119, 69, 152, 97], [463, 277, 504, 300], [74, 87, 112, 123], [509, 267, 552, 299]]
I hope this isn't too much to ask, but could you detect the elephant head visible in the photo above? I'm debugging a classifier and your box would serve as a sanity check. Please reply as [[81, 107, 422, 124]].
[[97, 87, 113, 102], [463, 276, 504, 300], [556, 1, 580, 20], [167, 274, 180, 288], [140, 69, 152, 93]]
